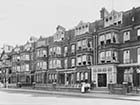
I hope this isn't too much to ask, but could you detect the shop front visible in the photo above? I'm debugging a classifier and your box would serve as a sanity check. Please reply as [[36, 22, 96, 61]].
[[117, 63, 140, 87], [19, 72, 31, 86], [57, 68, 76, 86], [91, 64, 117, 88], [35, 71, 47, 84]]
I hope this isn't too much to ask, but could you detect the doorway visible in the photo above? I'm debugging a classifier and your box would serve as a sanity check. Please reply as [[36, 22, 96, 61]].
[[59, 74, 65, 84], [98, 73, 107, 87]]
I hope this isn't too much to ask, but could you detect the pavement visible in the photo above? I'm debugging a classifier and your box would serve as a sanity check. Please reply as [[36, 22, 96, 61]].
[[0, 88, 140, 101]]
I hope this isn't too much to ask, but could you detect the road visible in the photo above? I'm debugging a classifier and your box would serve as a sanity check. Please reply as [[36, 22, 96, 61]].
[[0, 89, 140, 105]]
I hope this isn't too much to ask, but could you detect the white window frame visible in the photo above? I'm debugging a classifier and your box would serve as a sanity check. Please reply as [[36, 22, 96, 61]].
[[100, 52, 105, 61], [82, 55, 87, 63], [64, 59, 68, 68], [77, 41, 82, 49], [137, 29, 140, 36], [77, 72, 80, 81], [71, 45, 75, 53], [25, 64, 29, 71], [85, 72, 88, 80], [71, 58, 75, 67], [64, 46, 68, 54], [123, 31, 130, 42], [82, 39, 87, 48], [137, 48, 140, 64], [106, 51, 112, 61], [106, 33, 112, 40], [77, 56, 82, 66], [123, 50, 130, 64]]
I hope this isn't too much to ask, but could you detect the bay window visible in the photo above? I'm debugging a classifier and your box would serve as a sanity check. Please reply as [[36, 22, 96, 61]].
[[99, 52, 105, 63], [49, 60, 53, 69], [112, 32, 118, 43], [106, 51, 112, 62], [87, 55, 92, 65], [112, 51, 117, 62], [57, 47, 61, 55], [106, 33, 111, 44], [82, 55, 87, 65], [77, 56, 82, 66], [82, 40, 87, 49], [99, 35, 105, 46], [87, 41, 92, 48], [43, 50, 47, 56], [77, 41, 82, 50], [49, 48, 53, 55]]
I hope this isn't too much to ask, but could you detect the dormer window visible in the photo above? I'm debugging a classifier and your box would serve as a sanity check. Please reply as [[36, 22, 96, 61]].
[[109, 16, 112, 20], [114, 23, 117, 25], [106, 18, 108, 22], [118, 21, 121, 25]]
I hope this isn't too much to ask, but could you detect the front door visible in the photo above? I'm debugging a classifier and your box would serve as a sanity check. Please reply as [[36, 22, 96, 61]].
[[98, 73, 107, 87]]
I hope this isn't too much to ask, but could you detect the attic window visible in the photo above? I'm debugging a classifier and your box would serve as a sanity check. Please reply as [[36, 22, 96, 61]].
[[85, 25, 88, 28], [79, 27, 81, 30], [82, 26, 85, 28], [114, 23, 117, 25], [106, 18, 108, 22], [118, 21, 121, 24], [109, 17, 112, 20]]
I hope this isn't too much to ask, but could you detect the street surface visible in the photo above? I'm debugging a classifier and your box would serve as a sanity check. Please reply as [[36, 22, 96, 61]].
[[0, 89, 140, 105]]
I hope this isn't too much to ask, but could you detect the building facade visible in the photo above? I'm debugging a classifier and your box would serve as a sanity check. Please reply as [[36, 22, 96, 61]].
[[0, 7, 140, 90]]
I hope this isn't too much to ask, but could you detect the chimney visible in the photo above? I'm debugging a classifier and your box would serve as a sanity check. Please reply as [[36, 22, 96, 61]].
[[100, 7, 109, 19]]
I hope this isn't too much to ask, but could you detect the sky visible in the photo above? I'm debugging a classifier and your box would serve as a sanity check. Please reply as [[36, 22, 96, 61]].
[[0, 0, 140, 48]]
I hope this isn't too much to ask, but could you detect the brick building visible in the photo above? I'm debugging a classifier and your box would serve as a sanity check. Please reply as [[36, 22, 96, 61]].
[[0, 6, 140, 90]]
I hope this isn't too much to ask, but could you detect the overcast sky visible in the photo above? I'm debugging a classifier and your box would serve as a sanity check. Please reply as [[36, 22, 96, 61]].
[[0, 0, 140, 48]]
